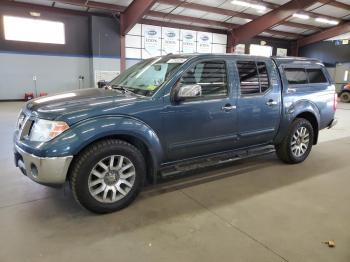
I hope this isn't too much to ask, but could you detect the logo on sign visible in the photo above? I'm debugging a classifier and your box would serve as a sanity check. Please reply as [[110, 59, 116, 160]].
[[201, 35, 209, 41], [166, 32, 176, 38], [184, 34, 193, 40], [147, 30, 157, 36]]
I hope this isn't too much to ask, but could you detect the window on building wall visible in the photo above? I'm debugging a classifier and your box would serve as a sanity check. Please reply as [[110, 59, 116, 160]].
[[249, 44, 272, 57], [3, 16, 65, 44]]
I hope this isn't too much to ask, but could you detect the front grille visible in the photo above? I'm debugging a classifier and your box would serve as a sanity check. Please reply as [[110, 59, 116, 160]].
[[16, 112, 26, 130], [17, 112, 34, 140]]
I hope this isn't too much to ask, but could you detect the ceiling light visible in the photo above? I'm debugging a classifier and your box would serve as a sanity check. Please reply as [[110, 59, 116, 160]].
[[231, 0, 266, 11], [29, 12, 41, 17], [292, 13, 309, 20], [315, 17, 339, 25]]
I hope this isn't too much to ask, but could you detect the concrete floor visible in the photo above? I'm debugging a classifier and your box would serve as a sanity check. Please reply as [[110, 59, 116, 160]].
[[0, 102, 350, 262]]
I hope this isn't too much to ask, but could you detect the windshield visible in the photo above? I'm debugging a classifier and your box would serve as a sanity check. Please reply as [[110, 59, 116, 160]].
[[109, 56, 188, 96]]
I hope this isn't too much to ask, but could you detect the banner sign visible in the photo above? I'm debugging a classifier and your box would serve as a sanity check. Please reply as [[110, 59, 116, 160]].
[[197, 32, 212, 53], [143, 25, 161, 57], [181, 30, 196, 53], [162, 27, 179, 54]]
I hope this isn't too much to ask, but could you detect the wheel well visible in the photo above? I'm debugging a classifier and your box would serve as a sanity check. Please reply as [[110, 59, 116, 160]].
[[71, 135, 156, 184], [296, 112, 318, 145]]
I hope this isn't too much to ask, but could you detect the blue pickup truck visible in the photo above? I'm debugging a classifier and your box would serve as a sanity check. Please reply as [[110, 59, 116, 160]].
[[14, 54, 337, 213]]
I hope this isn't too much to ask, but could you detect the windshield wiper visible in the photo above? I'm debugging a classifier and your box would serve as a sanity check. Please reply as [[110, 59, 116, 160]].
[[111, 85, 135, 94]]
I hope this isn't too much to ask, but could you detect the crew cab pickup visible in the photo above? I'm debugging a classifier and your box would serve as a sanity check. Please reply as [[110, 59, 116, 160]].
[[14, 54, 337, 213]]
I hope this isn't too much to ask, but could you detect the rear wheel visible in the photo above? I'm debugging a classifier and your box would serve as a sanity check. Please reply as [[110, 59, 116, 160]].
[[69, 139, 146, 214], [340, 92, 350, 103], [275, 118, 314, 164]]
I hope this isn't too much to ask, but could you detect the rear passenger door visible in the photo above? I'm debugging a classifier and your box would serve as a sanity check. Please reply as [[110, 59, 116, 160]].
[[235, 59, 281, 147]]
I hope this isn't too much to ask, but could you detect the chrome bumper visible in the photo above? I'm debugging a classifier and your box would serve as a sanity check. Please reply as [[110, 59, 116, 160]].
[[14, 145, 73, 186]]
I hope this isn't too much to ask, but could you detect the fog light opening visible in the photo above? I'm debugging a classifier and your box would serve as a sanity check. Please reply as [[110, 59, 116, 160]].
[[30, 163, 38, 178]]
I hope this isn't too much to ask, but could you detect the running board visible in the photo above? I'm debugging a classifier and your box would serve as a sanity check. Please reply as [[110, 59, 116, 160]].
[[160, 145, 275, 178]]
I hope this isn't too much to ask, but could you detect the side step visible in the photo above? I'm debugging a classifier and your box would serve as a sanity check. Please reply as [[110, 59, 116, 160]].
[[160, 145, 275, 178]]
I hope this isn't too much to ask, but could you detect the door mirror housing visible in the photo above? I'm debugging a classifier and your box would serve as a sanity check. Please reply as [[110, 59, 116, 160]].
[[97, 80, 107, 89], [176, 84, 202, 101]]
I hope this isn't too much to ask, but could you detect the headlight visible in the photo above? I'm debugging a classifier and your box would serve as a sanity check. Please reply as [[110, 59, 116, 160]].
[[29, 119, 69, 142]]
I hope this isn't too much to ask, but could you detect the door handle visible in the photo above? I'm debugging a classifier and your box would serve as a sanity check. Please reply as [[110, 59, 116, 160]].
[[221, 104, 236, 111], [266, 99, 278, 106]]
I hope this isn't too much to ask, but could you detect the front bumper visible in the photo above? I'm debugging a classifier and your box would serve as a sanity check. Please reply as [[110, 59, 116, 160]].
[[14, 145, 73, 186]]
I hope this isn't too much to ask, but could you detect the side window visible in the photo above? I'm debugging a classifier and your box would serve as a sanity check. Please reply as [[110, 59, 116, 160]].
[[257, 62, 269, 92], [307, 69, 328, 83], [284, 68, 307, 85], [179, 60, 228, 99], [237, 61, 270, 95]]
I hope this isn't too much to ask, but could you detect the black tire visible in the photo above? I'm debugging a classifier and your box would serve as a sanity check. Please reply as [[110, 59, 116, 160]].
[[69, 139, 146, 214], [275, 118, 314, 164], [340, 92, 350, 103]]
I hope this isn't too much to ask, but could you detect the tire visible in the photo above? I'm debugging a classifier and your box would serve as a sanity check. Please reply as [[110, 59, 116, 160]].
[[340, 92, 350, 103], [275, 118, 314, 164], [69, 139, 146, 214]]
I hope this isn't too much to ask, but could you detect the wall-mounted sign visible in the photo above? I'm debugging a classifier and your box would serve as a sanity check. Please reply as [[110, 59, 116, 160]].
[[143, 25, 161, 57], [234, 44, 245, 54], [162, 27, 179, 54], [181, 30, 196, 53], [342, 39, 349, 45], [197, 32, 212, 53], [276, 48, 288, 56]]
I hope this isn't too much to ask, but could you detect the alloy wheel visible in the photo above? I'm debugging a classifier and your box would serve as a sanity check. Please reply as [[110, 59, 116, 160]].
[[290, 126, 310, 158], [88, 155, 136, 203]]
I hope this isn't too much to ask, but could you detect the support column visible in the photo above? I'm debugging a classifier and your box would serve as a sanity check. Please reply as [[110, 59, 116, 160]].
[[120, 14, 126, 72], [291, 41, 299, 57], [120, 34, 126, 72], [226, 31, 235, 53]]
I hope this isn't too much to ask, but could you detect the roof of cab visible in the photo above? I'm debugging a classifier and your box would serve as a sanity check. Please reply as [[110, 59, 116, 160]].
[[271, 56, 323, 67], [162, 54, 324, 67]]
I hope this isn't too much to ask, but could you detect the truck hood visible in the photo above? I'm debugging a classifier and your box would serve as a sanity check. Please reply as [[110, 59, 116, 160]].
[[25, 88, 146, 124]]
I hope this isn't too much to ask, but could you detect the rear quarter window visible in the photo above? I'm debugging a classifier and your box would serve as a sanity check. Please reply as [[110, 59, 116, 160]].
[[284, 68, 307, 85], [306, 69, 328, 83], [284, 67, 328, 85]]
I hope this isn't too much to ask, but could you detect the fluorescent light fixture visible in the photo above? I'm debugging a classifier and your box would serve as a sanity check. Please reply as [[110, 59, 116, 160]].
[[231, 0, 266, 11], [292, 13, 310, 20], [3, 15, 65, 44], [315, 17, 339, 25], [344, 71, 349, 82], [30, 11, 41, 17]]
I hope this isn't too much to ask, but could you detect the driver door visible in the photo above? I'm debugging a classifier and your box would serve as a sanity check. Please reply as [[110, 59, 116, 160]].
[[161, 59, 238, 161]]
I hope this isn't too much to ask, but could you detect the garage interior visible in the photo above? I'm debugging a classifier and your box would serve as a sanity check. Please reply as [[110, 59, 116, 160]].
[[0, 0, 350, 261]]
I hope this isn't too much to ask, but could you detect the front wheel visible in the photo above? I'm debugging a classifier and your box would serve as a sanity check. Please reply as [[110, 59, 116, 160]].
[[69, 139, 146, 214], [275, 118, 314, 164]]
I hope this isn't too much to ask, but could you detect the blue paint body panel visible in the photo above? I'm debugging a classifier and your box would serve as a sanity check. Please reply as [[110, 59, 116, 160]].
[[14, 54, 336, 176]]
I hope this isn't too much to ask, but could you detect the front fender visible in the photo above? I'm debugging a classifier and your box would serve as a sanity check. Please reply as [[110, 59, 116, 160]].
[[38, 116, 164, 166], [274, 100, 320, 144]]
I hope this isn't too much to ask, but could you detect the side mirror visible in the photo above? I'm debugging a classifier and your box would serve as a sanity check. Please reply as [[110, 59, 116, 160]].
[[177, 84, 202, 100], [97, 80, 107, 89]]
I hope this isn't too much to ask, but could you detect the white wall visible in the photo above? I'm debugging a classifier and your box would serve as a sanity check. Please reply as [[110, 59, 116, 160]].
[[0, 52, 91, 100]]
